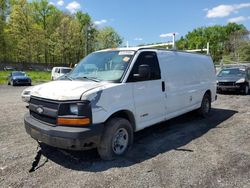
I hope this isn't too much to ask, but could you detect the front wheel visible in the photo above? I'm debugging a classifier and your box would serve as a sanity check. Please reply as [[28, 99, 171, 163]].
[[197, 93, 211, 118], [11, 80, 15, 86], [97, 118, 133, 160], [243, 85, 249, 95]]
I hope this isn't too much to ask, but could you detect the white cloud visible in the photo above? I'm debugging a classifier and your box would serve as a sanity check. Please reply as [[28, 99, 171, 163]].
[[160, 32, 179, 38], [206, 3, 250, 18], [94, 19, 107, 25], [49, 2, 55, 5], [228, 16, 250, 23], [57, 0, 64, 6], [66, 1, 81, 14], [134, 38, 143, 41]]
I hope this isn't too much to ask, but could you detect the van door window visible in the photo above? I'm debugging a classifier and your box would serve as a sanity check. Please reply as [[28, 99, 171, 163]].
[[128, 51, 161, 82]]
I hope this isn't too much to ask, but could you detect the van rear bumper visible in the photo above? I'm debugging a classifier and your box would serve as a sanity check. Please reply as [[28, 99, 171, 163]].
[[24, 114, 104, 150]]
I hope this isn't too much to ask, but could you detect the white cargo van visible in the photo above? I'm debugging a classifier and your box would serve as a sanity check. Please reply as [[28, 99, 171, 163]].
[[22, 48, 216, 160], [51, 67, 72, 80]]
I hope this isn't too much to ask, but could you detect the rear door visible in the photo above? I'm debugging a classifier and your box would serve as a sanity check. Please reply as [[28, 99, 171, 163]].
[[127, 51, 166, 130]]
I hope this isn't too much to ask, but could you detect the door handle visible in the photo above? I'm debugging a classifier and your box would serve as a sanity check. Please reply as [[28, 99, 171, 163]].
[[162, 81, 165, 92]]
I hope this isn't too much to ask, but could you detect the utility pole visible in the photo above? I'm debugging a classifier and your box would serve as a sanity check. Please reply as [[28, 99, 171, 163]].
[[85, 25, 88, 57], [172, 33, 176, 50]]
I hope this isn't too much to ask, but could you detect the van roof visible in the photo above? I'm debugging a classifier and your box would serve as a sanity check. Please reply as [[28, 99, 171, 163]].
[[97, 47, 210, 56]]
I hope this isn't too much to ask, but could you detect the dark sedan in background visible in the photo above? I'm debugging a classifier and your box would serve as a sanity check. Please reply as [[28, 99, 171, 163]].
[[217, 66, 250, 95], [8, 71, 32, 86]]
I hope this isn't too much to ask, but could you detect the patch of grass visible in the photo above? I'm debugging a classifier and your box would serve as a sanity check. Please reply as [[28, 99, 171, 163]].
[[0, 71, 51, 85]]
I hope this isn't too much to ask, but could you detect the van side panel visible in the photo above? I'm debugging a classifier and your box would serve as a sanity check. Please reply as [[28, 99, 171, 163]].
[[157, 51, 216, 119]]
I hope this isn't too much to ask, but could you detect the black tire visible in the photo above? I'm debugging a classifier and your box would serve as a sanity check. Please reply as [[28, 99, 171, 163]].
[[11, 80, 15, 86], [197, 93, 211, 118], [216, 88, 221, 94], [7, 81, 10, 85], [97, 118, 133, 160], [243, 85, 249, 95]]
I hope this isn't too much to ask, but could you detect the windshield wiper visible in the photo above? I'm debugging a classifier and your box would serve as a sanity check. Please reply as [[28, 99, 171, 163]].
[[64, 75, 73, 81], [76, 76, 100, 82]]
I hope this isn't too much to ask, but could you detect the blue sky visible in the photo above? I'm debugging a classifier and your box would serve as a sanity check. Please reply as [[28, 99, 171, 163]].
[[48, 0, 250, 46]]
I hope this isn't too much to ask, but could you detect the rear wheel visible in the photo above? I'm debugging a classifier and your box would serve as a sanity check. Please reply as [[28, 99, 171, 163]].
[[197, 93, 211, 118], [97, 118, 133, 160]]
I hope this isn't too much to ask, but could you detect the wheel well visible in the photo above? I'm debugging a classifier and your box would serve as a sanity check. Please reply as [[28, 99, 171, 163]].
[[107, 110, 136, 131], [204, 90, 211, 102]]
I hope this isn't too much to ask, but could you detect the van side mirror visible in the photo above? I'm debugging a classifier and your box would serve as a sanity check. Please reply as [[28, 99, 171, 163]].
[[133, 64, 151, 80]]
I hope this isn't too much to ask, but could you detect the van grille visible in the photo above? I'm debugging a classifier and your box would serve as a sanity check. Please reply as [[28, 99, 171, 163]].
[[30, 111, 57, 125], [29, 97, 59, 125]]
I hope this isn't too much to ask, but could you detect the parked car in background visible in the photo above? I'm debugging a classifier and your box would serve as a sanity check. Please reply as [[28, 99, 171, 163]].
[[217, 66, 250, 95], [8, 71, 32, 86], [51, 67, 72, 80], [4, 66, 15, 71]]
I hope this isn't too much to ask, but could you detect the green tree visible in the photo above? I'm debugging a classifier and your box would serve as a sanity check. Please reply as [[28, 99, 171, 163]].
[[96, 26, 122, 50], [8, 0, 34, 62], [0, 0, 9, 61], [32, 0, 56, 63], [1, 1, 123, 65], [176, 23, 247, 62]]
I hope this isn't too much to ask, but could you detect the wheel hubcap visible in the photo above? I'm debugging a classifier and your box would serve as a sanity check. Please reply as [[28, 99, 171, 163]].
[[112, 128, 129, 155]]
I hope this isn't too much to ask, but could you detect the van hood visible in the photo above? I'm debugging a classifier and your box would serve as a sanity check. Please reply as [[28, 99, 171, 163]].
[[30, 80, 104, 101]]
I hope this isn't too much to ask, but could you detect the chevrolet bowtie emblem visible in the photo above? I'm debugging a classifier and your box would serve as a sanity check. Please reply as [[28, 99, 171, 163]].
[[36, 106, 44, 114]]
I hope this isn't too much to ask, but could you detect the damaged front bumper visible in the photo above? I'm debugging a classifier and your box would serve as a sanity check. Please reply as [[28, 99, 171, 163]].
[[24, 113, 104, 150]]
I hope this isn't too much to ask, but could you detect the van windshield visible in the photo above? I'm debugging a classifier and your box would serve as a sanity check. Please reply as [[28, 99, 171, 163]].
[[68, 51, 134, 82]]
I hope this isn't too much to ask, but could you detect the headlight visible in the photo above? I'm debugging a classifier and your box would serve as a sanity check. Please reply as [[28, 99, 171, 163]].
[[21, 86, 34, 103], [21, 90, 31, 102], [57, 101, 92, 126], [69, 104, 78, 115], [236, 78, 245, 83], [23, 91, 31, 95]]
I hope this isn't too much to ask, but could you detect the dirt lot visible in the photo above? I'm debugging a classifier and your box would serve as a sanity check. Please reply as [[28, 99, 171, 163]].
[[0, 85, 250, 188]]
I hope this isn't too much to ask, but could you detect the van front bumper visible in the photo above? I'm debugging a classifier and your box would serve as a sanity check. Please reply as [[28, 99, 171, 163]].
[[24, 114, 104, 150]]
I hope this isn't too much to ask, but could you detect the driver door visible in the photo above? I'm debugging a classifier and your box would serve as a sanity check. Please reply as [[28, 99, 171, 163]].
[[127, 51, 166, 130]]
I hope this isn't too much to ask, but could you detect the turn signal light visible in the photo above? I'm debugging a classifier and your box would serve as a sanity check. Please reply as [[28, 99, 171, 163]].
[[57, 117, 90, 126]]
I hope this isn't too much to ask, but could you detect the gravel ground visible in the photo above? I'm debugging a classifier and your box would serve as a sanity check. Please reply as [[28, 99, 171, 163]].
[[0, 85, 250, 188]]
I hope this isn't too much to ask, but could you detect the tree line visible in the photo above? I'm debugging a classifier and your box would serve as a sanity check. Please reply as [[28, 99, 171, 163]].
[[176, 23, 250, 63], [0, 0, 123, 65], [1, 0, 249, 65]]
